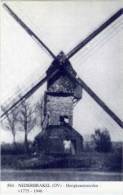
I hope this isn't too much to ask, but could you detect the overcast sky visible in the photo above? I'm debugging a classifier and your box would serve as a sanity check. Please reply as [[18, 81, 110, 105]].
[[0, 0, 123, 143]]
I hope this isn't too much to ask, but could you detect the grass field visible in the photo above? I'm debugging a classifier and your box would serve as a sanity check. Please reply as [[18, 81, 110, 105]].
[[1, 168, 123, 181], [1, 152, 123, 181], [1, 141, 122, 181]]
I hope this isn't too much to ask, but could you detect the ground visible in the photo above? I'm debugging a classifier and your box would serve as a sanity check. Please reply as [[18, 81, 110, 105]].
[[1, 151, 123, 181], [1, 169, 123, 181]]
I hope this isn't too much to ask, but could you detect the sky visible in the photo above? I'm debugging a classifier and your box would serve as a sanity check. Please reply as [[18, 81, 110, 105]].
[[0, 0, 123, 143]]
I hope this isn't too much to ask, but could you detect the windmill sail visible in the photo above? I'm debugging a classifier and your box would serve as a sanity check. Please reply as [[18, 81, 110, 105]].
[[78, 79, 123, 128], [1, 75, 47, 118], [2, 4, 123, 128], [67, 8, 123, 59], [3, 3, 56, 59], [64, 69, 123, 128], [1, 67, 60, 118]]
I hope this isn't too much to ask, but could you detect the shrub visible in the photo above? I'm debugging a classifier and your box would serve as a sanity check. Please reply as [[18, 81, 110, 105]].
[[91, 128, 112, 152]]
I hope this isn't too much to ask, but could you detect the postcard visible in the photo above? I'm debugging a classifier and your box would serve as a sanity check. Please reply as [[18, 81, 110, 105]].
[[0, 0, 123, 194]]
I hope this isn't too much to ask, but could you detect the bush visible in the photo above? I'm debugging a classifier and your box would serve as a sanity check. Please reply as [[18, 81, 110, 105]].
[[91, 128, 112, 152], [1, 142, 33, 155]]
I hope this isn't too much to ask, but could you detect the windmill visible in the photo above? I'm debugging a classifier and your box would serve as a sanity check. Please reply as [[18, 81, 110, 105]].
[[1, 4, 123, 155]]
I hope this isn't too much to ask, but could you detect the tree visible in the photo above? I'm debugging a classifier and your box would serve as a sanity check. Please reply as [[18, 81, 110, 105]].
[[91, 128, 112, 152], [1, 105, 18, 146], [35, 97, 43, 127], [16, 98, 36, 153], [35, 96, 48, 130]]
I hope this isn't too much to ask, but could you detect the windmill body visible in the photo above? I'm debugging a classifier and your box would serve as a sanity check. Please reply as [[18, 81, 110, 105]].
[[34, 52, 83, 155]]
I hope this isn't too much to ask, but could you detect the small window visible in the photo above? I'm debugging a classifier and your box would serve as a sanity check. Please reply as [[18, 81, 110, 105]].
[[60, 115, 69, 124]]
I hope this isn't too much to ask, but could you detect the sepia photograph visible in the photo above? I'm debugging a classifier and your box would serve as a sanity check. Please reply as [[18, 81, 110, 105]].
[[0, 0, 123, 182]]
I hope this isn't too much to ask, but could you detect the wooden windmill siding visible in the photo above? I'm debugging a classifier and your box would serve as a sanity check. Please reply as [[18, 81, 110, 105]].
[[45, 54, 82, 126], [36, 52, 83, 155]]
